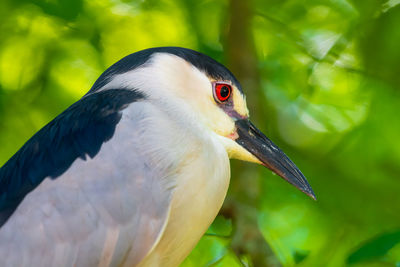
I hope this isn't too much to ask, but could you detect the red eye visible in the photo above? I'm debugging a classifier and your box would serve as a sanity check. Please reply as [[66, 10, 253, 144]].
[[214, 83, 232, 102]]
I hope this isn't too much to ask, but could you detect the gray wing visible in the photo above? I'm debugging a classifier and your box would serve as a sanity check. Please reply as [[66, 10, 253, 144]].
[[0, 98, 174, 267]]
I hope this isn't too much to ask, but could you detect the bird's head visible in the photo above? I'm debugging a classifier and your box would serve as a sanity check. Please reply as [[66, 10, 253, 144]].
[[90, 47, 315, 199]]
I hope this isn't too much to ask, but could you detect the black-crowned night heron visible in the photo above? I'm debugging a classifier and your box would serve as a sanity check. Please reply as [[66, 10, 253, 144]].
[[0, 47, 314, 266]]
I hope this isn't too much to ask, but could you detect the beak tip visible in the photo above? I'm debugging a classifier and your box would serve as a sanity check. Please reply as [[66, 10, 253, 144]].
[[303, 187, 317, 201], [308, 191, 317, 201]]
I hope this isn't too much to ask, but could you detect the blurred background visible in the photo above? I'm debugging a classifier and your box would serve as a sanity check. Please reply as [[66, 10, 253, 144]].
[[0, 0, 399, 266]]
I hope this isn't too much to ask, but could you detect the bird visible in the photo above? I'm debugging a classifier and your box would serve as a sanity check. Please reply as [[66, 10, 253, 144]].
[[0, 47, 315, 266]]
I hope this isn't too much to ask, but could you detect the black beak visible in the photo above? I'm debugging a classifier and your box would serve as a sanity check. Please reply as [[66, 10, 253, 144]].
[[235, 119, 316, 200]]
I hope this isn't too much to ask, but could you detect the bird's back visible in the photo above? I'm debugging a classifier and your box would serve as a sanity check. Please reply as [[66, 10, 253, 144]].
[[0, 89, 144, 226], [0, 90, 175, 266]]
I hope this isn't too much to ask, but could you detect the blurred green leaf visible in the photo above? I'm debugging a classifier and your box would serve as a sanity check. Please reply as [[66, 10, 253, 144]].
[[293, 249, 310, 264], [207, 216, 233, 237], [347, 231, 400, 264]]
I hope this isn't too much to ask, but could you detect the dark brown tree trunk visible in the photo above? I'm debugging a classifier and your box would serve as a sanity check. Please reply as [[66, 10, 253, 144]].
[[220, 0, 281, 266]]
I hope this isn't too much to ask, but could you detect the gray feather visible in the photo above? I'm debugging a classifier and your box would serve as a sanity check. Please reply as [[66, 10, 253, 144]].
[[0, 101, 175, 266]]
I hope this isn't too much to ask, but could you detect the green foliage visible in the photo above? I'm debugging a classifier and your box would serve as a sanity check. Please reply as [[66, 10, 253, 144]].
[[347, 231, 400, 264], [0, 0, 399, 266]]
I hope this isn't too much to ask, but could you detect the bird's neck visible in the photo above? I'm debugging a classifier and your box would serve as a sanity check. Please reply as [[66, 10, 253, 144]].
[[138, 107, 231, 266]]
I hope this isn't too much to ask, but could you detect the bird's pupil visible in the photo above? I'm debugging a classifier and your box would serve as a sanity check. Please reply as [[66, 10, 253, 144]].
[[220, 86, 230, 98]]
